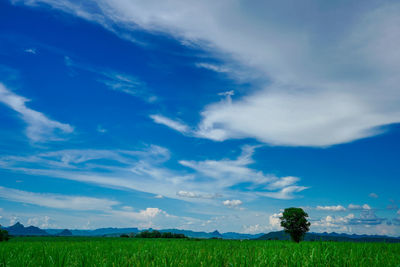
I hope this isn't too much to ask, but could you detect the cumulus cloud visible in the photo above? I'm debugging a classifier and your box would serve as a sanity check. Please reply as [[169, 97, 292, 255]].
[[268, 213, 283, 230], [108, 207, 205, 229], [222, 199, 242, 208], [27, 216, 55, 228], [0, 186, 119, 210], [0, 83, 73, 142], [316, 205, 346, 211], [313, 214, 355, 230], [312, 209, 387, 234], [348, 204, 371, 210], [242, 224, 268, 234]]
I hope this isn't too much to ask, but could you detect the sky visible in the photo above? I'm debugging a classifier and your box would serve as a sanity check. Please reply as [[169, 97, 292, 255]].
[[0, 0, 400, 236]]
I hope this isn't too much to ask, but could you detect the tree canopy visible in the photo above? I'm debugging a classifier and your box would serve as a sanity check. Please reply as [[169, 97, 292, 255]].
[[280, 207, 311, 243]]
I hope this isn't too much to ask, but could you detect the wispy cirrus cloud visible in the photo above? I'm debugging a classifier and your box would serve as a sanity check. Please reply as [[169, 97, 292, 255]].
[[0, 145, 307, 201], [20, 0, 400, 147], [176, 191, 221, 199], [179, 145, 307, 199], [258, 186, 308, 200], [0, 186, 118, 210], [150, 115, 190, 134], [65, 56, 156, 102], [24, 48, 37, 54], [0, 186, 206, 230], [195, 63, 230, 73], [0, 83, 73, 143]]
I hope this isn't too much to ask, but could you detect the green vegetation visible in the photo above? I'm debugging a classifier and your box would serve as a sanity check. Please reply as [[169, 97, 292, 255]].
[[0, 226, 9, 242], [280, 207, 311, 243], [0, 237, 399, 266], [123, 230, 186, 239]]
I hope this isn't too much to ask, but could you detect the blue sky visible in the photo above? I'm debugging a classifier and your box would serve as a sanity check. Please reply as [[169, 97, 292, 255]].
[[1, 0, 400, 235]]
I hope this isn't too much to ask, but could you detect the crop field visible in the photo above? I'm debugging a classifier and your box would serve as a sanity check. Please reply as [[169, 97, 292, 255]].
[[0, 237, 400, 266]]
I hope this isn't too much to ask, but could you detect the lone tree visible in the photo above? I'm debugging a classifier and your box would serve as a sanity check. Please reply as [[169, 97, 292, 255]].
[[280, 207, 310, 243]]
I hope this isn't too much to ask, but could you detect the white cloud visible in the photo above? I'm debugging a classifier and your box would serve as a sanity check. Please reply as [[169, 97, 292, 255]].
[[65, 56, 156, 102], [19, 0, 400, 147], [9, 216, 19, 225], [222, 199, 242, 208], [110, 207, 164, 221], [27, 216, 55, 228], [99, 72, 155, 102], [363, 204, 371, 210], [0, 186, 119, 211], [316, 205, 346, 212], [313, 214, 355, 230], [242, 224, 268, 234], [195, 63, 230, 73], [24, 48, 37, 54], [0, 83, 74, 142], [97, 125, 107, 133], [312, 209, 387, 233], [348, 204, 371, 210], [107, 207, 204, 229], [154, 194, 164, 199], [176, 191, 220, 199], [194, 89, 399, 146], [150, 114, 190, 134], [369, 193, 378, 198], [266, 176, 299, 190], [0, 145, 306, 202], [268, 213, 282, 230], [179, 146, 272, 187], [179, 146, 307, 199], [259, 186, 308, 200], [0, 146, 185, 198]]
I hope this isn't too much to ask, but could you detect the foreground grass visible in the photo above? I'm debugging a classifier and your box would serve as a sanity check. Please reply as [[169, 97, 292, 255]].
[[0, 237, 400, 266]]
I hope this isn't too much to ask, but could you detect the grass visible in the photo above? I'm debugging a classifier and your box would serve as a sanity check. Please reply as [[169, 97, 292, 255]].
[[0, 237, 399, 266]]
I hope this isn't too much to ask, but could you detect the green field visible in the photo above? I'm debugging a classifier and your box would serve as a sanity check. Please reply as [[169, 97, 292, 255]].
[[1, 237, 400, 266]]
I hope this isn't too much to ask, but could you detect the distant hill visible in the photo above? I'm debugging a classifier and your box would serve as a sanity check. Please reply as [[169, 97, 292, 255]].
[[56, 229, 73, 236], [156, 229, 262, 239], [3, 223, 399, 242], [4, 222, 49, 236], [222, 232, 264, 240], [256, 231, 400, 243], [47, 227, 261, 239], [46, 227, 140, 236]]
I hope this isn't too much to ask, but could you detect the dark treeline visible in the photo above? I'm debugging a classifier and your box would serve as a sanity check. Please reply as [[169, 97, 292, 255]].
[[121, 230, 186, 239], [0, 226, 10, 242]]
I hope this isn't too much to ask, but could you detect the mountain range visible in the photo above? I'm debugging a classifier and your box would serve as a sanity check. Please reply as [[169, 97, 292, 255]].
[[2, 222, 400, 242], [257, 231, 400, 243]]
